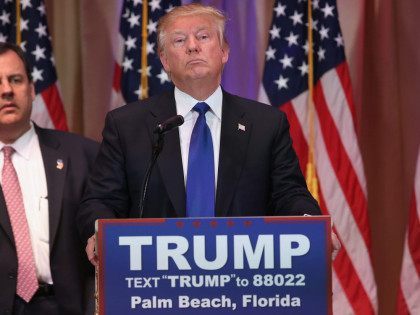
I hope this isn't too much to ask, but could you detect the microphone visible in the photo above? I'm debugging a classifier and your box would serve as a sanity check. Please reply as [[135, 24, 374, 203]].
[[154, 115, 184, 134], [139, 114, 184, 217]]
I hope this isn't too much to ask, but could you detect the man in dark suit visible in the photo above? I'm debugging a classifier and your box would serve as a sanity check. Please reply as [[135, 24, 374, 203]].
[[0, 43, 98, 314], [78, 3, 325, 265]]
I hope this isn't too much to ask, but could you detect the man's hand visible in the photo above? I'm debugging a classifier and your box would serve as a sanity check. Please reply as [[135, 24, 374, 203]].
[[332, 232, 341, 260], [86, 235, 99, 266]]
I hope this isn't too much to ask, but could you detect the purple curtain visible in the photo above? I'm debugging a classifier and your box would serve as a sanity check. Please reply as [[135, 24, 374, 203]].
[[183, 0, 261, 100]]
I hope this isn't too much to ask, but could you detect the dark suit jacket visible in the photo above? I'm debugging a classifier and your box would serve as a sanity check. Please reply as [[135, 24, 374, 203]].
[[0, 126, 99, 315], [78, 90, 320, 242]]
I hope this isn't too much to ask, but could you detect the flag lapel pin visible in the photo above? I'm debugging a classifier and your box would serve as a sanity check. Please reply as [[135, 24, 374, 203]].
[[56, 159, 64, 170], [238, 123, 246, 132]]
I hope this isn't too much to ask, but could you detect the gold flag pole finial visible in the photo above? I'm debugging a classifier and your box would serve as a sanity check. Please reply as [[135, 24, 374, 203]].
[[305, 0, 319, 202]]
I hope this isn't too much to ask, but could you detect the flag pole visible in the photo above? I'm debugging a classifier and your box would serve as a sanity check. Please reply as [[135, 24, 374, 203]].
[[15, 0, 21, 45], [306, 0, 319, 202], [140, 0, 149, 99]]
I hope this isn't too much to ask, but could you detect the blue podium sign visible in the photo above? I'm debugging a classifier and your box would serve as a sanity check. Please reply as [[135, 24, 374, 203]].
[[96, 216, 331, 315]]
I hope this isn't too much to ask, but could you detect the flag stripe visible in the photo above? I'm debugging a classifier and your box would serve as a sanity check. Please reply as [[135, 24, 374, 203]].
[[315, 73, 370, 246], [281, 103, 308, 175], [408, 193, 420, 275], [318, 161, 363, 314], [312, 141, 372, 314], [112, 32, 124, 95], [333, 248, 375, 314], [335, 63, 358, 127], [399, 229, 420, 314], [40, 84, 68, 130], [32, 95, 55, 129], [398, 150, 420, 314], [397, 285, 410, 315], [113, 63, 122, 92], [111, 42, 124, 110], [321, 65, 367, 195], [332, 269, 355, 314], [410, 154, 420, 273], [291, 87, 377, 313], [316, 151, 373, 314]]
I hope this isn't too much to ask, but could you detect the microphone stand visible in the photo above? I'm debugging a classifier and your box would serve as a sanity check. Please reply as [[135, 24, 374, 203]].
[[139, 132, 164, 218], [138, 114, 184, 217]]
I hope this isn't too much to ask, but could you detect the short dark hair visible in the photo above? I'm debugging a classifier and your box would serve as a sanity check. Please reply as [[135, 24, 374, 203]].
[[0, 42, 33, 82]]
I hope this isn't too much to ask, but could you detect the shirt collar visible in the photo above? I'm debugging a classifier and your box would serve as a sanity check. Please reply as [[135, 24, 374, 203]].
[[174, 86, 223, 120], [0, 122, 37, 160]]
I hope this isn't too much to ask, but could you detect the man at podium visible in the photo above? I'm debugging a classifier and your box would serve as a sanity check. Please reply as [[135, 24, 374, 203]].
[[77, 3, 322, 266]]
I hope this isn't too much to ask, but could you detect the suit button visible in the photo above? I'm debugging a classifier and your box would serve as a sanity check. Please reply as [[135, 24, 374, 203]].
[[8, 272, 15, 279], [4, 310, 11, 315]]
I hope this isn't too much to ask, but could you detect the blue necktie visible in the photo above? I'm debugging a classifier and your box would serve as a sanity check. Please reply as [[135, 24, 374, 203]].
[[186, 102, 215, 217]]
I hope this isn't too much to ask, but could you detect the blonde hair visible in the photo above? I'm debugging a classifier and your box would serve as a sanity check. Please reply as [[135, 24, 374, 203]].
[[157, 3, 228, 52]]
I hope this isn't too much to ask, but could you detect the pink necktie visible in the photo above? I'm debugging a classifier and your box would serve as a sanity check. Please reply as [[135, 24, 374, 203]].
[[2, 147, 38, 302]]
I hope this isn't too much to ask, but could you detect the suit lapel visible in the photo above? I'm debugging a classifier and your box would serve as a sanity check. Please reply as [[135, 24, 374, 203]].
[[147, 93, 186, 217], [216, 92, 252, 217], [36, 127, 67, 251], [0, 186, 14, 244]]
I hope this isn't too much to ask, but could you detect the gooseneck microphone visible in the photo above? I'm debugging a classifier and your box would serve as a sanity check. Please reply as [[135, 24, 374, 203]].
[[154, 115, 184, 134], [139, 114, 184, 217]]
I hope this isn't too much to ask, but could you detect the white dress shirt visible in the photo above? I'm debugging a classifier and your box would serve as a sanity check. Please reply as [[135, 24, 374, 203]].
[[0, 123, 52, 284], [175, 86, 222, 190]]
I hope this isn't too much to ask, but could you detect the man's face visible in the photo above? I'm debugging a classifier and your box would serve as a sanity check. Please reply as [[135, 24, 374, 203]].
[[0, 50, 34, 132], [159, 14, 229, 89]]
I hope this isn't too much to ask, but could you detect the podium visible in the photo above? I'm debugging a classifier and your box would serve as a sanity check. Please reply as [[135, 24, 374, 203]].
[[95, 216, 332, 314]]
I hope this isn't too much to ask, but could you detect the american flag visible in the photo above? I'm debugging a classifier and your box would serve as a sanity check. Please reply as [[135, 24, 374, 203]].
[[0, 0, 67, 130], [111, 0, 180, 110], [397, 148, 420, 314], [259, 0, 377, 313]]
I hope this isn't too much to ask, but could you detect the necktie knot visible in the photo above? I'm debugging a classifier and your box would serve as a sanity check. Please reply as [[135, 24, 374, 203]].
[[2, 146, 14, 160], [193, 102, 210, 115]]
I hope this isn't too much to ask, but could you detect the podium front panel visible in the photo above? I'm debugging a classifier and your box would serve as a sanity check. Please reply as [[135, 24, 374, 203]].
[[96, 216, 331, 314]]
